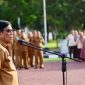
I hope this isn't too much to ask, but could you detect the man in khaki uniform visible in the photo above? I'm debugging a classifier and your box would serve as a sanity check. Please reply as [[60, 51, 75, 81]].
[[19, 31, 29, 69], [0, 20, 19, 85], [13, 29, 22, 69], [34, 31, 45, 69], [28, 32, 35, 67]]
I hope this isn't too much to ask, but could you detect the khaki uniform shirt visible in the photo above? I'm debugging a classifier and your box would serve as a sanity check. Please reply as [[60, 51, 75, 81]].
[[19, 36, 29, 52], [35, 37, 45, 47], [0, 40, 19, 85]]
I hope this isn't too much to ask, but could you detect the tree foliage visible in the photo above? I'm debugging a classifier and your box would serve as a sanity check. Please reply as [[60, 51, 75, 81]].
[[0, 0, 85, 34]]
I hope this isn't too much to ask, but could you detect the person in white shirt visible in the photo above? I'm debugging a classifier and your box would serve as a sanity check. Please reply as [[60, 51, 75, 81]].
[[67, 30, 75, 58], [60, 36, 69, 56], [67, 30, 79, 58]]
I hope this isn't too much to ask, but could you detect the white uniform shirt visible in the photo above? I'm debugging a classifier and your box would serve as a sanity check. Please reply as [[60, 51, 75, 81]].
[[60, 39, 69, 54], [67, 34, 77, 46]]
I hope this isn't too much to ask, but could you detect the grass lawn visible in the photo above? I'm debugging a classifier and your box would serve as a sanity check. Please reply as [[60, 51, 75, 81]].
[[44, 58, 61, 62], [47, 40, 57, 48], [44, 58, 71, 62], [43, 40, 60, 49]]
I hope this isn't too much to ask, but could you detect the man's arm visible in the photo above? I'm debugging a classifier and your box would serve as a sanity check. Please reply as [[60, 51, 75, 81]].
[[0, 50, 4, 69]]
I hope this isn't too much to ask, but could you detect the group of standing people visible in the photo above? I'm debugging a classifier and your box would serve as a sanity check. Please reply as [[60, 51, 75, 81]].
[[67, 30, 85, 60], [13, 29, 45, 69], [60, 29, 85, 60]]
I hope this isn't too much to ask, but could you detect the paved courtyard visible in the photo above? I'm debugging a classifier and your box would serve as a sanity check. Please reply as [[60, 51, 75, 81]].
[[17, 60, 85, 85]]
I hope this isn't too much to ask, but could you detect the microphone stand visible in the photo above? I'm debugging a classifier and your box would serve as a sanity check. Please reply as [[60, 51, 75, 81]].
[[61, 54, 67, 85], [18, 39, 82, 85]]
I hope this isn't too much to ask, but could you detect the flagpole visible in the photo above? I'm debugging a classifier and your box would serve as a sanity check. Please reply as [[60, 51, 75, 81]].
[[43, 0, 48, 47]]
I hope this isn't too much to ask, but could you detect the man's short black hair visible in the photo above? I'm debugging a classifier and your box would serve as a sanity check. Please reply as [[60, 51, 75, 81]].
[[0, 20, 11, 32]]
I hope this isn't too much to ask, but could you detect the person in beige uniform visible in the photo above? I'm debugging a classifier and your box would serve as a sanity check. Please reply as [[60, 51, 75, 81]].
[[14, 29, 22, 69], [12, 30, 17, 65], [28, 32, 34, 67], [19, 31, 29, 69], [34, 31, 45, 69], [0, 20, 19, 85], [76, 31, 84, 59]]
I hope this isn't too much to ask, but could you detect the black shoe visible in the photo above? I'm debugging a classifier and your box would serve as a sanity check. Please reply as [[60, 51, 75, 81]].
[[34, 66, 38, 69], [25, 67, 29, 69], [39, 65, 44, 69]]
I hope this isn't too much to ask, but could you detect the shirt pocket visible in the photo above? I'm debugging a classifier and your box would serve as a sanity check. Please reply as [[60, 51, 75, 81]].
[[3, 51, 12, 68]]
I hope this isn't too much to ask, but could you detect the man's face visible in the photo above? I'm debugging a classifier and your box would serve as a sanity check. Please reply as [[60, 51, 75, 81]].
[[0, 25, 13, 44]]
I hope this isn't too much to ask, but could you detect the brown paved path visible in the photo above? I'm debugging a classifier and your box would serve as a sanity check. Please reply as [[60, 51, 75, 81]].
[[17, 61, 85, 85]]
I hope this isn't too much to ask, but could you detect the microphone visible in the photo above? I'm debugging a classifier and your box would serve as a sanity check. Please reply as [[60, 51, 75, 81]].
[[16, 37, 28, 43], [15, 37, 30, 46], [15, 37, 40, 49]]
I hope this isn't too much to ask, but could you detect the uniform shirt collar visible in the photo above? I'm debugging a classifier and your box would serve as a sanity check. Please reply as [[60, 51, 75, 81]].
[[0, 40, 8, 48]]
